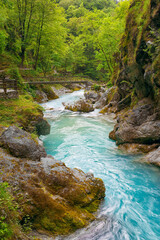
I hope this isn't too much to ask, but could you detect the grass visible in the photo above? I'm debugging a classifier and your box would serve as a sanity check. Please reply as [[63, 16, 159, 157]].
[[0, 94, 44, 128]]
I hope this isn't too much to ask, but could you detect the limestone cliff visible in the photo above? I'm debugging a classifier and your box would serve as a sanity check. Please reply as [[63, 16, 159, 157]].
[[109, 0, 160, 159], [116, 0, 160, 103]]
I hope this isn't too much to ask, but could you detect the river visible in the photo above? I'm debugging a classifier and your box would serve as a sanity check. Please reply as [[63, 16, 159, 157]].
[[40, 90, 160, 240]]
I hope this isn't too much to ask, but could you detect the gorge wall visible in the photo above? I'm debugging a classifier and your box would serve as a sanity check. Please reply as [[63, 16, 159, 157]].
[[109, 0, 160, 158]]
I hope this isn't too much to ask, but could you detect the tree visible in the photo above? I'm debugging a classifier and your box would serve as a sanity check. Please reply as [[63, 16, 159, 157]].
[[32, 1, 67, 72], [0, 1, 8, 54], [14, 0, 36, 66]]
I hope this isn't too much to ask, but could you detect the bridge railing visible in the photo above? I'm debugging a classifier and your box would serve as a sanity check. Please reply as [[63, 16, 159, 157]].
[[0, 78, 18, 94], [24, 80, 88, 85]]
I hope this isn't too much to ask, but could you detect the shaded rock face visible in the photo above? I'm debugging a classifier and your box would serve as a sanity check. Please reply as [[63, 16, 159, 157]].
[[24, 115, 51, 136], [35, 118, 51, 136], [65, 99, 94, 113], [16, 105, 51, 136], [0, 126, 47, 160], [0, 149, 105, 236], [141, 146, 160, 167], [94, 87, 120, 109], [110, 100, 160, 145]]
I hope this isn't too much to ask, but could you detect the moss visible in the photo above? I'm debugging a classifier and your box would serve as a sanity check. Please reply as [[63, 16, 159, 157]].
[[53, 84, 64, 90], [39, 85, 59, 100], [118, 0, 151, 65], [0, 94, 44, 134], [65, 100, 94, 113], [84, 200, 101, 213]]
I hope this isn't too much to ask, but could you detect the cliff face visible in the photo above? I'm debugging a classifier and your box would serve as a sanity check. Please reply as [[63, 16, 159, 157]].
[[116, 0, 160, 104], [109, 0, 160, 157]]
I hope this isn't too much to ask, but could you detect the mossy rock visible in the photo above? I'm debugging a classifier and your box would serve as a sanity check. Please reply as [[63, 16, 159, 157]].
[[65, 100, 94, 113], [0, 153, 105, 236]]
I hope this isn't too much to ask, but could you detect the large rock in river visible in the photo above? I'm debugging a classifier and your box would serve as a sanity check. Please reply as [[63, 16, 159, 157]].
[[141, 147, 160, 167], [0, 126, 47, 160], [84, 90, 101, 104], [65, 99, 94, 113], [0, 150, 105, 236], [110, 99, 160, 145]]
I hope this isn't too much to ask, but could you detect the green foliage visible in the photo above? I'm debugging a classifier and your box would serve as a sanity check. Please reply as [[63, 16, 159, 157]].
[[63, 1, 129, 80], [0, 182, 18, 239], [0, 31, 6, 54], [0, 0, 130, 81]]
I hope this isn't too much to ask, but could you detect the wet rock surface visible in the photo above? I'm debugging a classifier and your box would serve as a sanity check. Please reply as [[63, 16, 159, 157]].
[[141, 146, 160, 167], [110, 99, 160, 146], [0, 148, 105, 236], [64, 99, 94, 113], [56, 216, 134, 240], [0, 126, 47, 160], [84, 90, 101, 104], [35, 118, 51, 136], [118, 143, 159, 154]]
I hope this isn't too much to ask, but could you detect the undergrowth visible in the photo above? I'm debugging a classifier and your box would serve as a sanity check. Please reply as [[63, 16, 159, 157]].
[[0, 182, 20, 240]]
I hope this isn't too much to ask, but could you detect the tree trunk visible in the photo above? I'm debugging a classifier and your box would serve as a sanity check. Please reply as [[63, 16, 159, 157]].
[[34, 8, 45, 70]]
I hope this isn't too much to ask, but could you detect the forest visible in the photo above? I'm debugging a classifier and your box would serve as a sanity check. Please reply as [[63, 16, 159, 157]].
[[0, 0, 129, 81]]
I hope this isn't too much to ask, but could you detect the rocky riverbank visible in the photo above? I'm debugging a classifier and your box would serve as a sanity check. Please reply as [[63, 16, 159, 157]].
[[0, 126, 105, 239], [107, 0, 160, 166]]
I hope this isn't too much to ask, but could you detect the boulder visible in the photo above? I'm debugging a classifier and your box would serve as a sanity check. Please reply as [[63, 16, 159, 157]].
[[35, 90, 48, 103], [117, 94, 131, 111], [51, 86, 72, 97], [141, 147, 160, 167], [0, 126, 47, 160], [41, 85, 59, 100], [125, 101, 154, 126], [114, 120, 160, 145], [110, 99, 160, 145], [0, 150, 105, 236], [94, 91, 109, 109], [84, 90, 101, 104], [35, 118, 51, 136], [118, 143, 159, 154], [94, 87, 120, 109], [65, 99, 94, 113]]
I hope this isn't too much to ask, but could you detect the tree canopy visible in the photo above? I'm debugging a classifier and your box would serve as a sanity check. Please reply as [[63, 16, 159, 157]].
[[0, 0, 130, 81]]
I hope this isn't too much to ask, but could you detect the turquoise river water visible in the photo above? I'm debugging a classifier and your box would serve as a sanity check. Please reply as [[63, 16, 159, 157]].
[[40, 90, 160, 240]]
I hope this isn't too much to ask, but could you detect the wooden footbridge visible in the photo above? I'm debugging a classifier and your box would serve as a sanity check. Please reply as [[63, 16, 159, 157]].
[[24, 80, 89, 85], [0, 75, 91, 99]]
